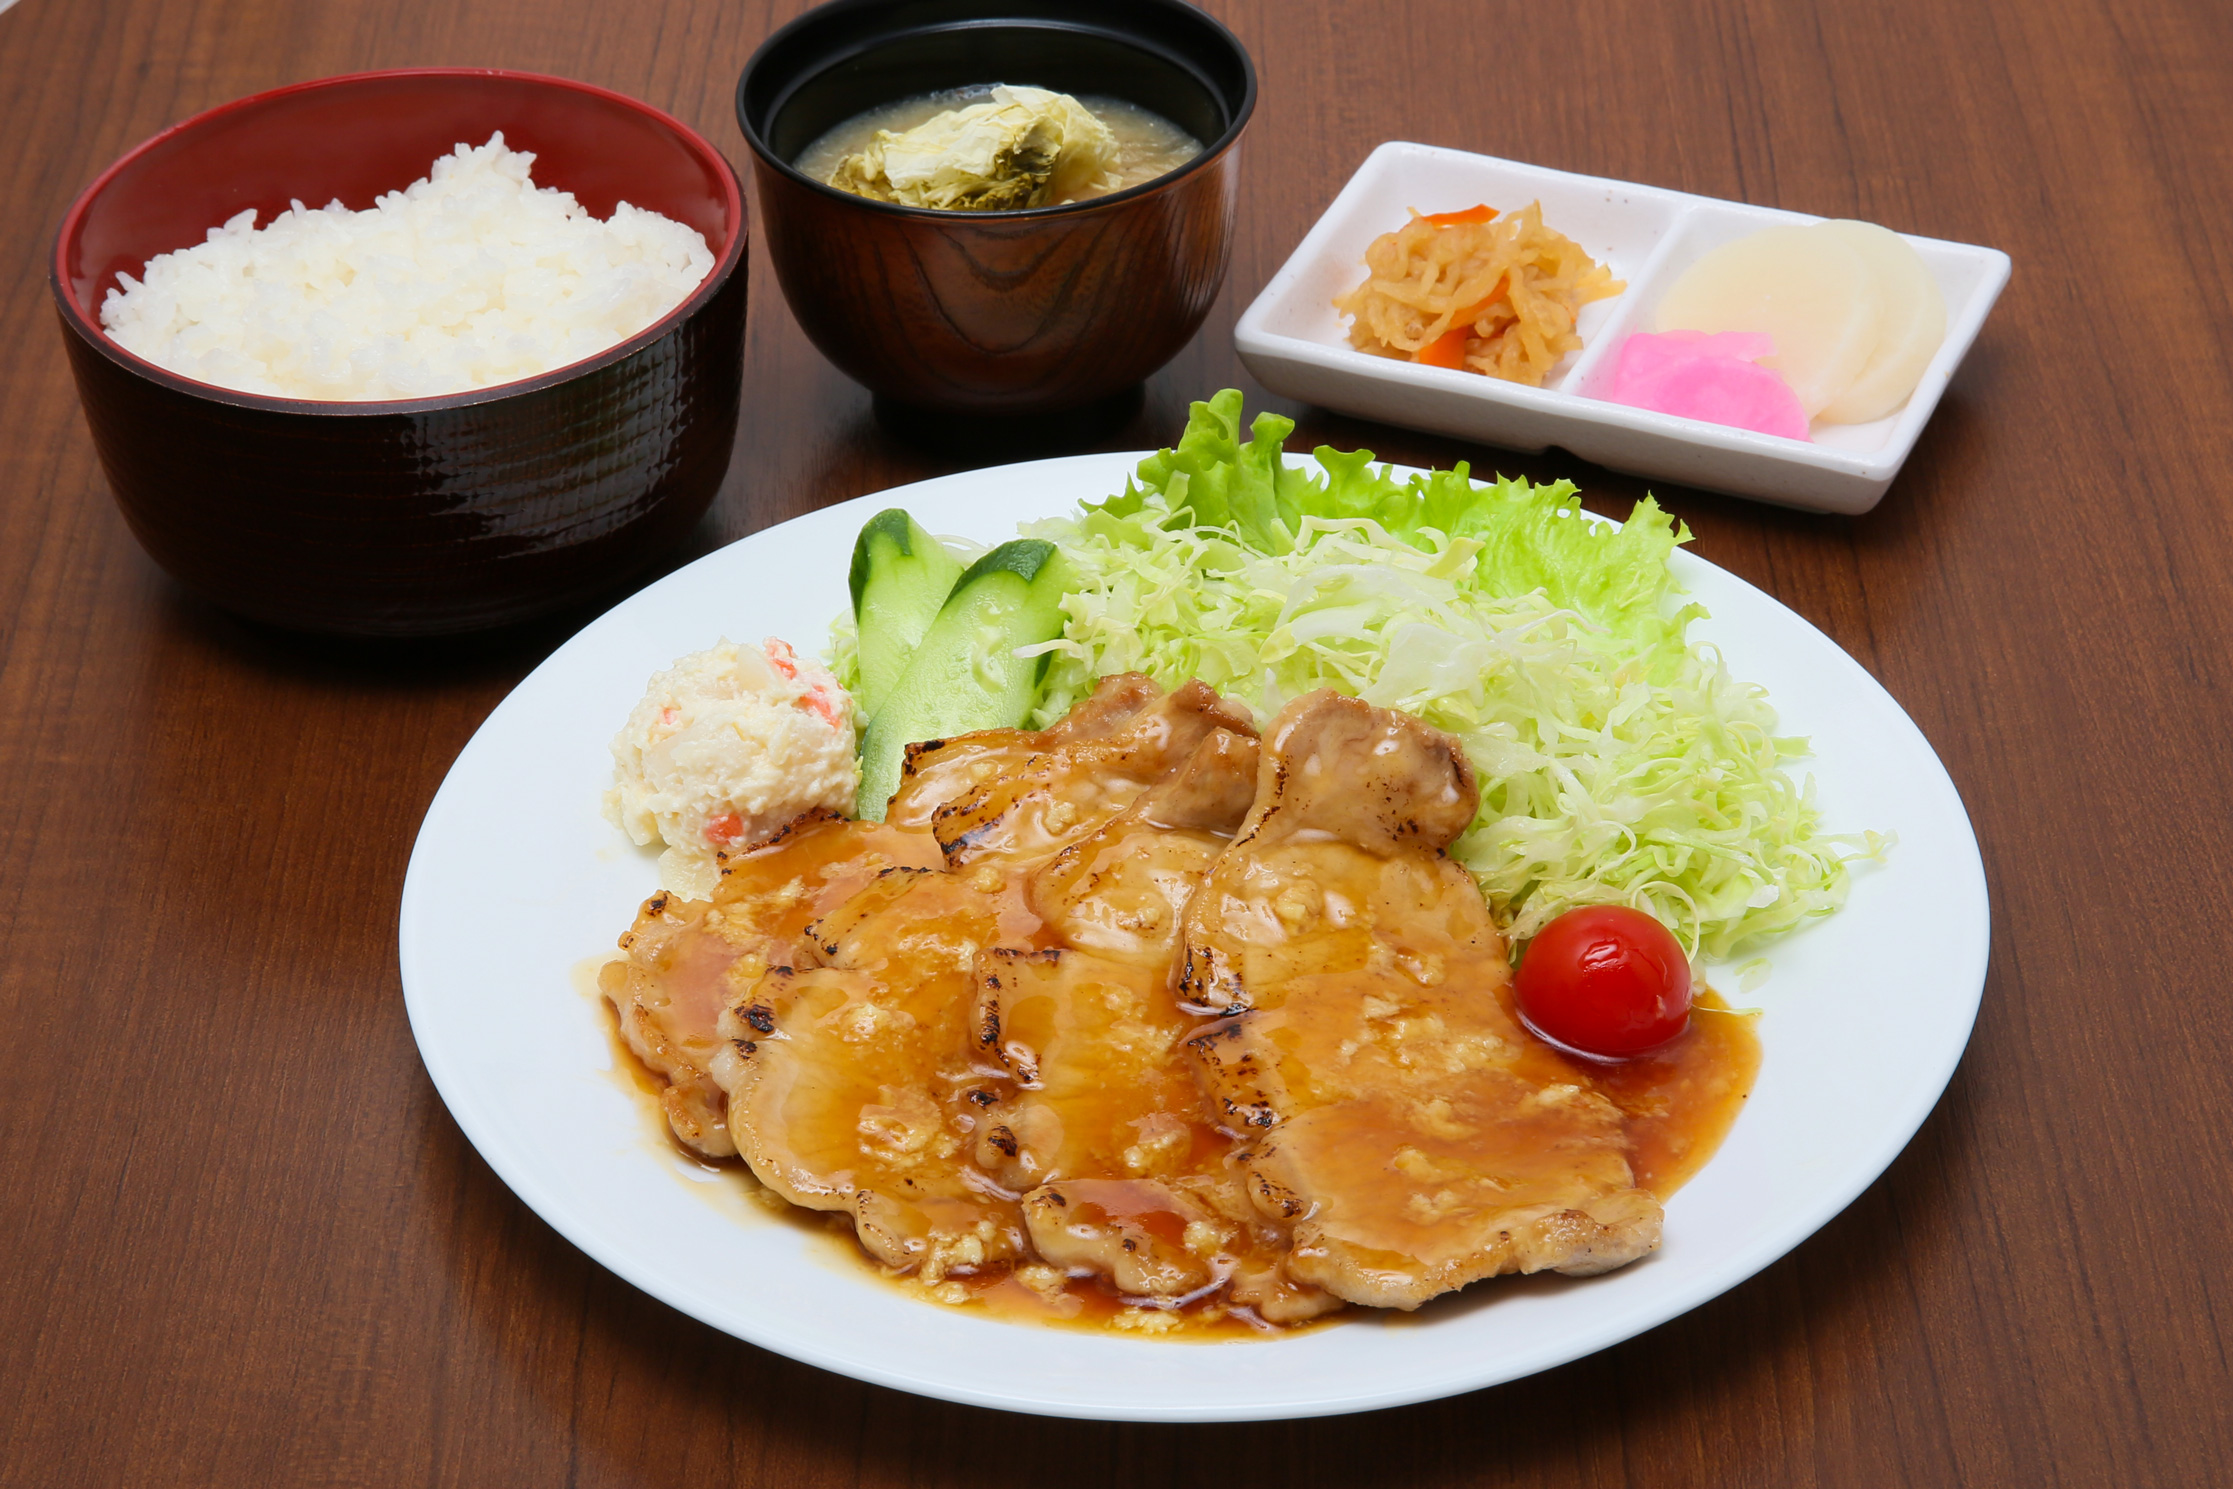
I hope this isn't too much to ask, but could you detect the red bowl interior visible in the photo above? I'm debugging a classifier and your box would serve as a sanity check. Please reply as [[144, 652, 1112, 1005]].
[[56, 68, 743, 337]]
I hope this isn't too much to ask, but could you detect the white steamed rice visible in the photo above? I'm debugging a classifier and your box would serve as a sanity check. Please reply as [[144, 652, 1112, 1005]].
[[98, 133, 715, 401]]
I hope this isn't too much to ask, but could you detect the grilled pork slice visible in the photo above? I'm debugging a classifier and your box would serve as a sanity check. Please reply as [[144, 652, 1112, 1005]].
[[714, 869, 1031, 1279], [930, 679, 1258, 870], [970, 947, 1211, 1193], [961, 710, 1340, 1320], [959, 700, 1255, 1185], [1015, 1174, 1341, 1322], [599, 810, 940, 1156], [1022, 1178, 1221, 1298], [1024, 723, 1260, 968], [881, 671, 1166, 833], [1181, 691, 1664, 1309]]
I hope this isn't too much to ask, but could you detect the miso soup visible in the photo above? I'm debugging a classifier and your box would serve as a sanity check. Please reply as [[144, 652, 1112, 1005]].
[[796, 85, 1204, 210]]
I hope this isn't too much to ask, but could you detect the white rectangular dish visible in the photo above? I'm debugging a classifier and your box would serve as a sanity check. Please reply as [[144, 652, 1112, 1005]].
[[1233, 141, 2011, 514]]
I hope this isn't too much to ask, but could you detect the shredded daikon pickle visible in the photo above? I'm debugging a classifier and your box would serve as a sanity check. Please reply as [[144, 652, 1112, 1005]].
[[1336, 202, 1624, 386]]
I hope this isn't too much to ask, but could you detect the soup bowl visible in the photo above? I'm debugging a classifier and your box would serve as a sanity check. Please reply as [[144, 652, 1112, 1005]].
[[51, 68, 748, 638], [737, 0, 1255, 423]]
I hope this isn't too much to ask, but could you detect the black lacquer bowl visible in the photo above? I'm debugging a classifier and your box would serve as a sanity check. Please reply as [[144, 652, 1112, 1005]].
[[737, 0, 1255, 422], [52, 69, 749, 638]]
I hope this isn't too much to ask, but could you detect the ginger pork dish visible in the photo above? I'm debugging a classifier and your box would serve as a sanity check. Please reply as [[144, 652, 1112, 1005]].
[[596, 391, 1874, 1334]]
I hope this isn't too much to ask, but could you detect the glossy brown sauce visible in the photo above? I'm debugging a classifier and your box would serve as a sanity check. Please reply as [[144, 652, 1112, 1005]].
[[585, 948, 1761, 1335], [1576, 991, 1762, 1197], [1441, 967, 1764, 1199], [590, 953, 1303, 1337]]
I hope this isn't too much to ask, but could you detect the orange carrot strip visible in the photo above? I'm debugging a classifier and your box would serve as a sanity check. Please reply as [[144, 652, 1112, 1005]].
[[1421, 204, 1498, 226], [1413, 323, 1472, 367], [1409, 278, 1510, 369]]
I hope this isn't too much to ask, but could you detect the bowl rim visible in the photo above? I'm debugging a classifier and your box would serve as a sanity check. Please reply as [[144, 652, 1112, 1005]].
[[49, 66, 749, 418], [734, 0, 1257, 223]]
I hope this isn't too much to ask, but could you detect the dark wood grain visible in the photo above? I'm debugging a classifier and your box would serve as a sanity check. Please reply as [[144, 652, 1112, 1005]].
[[2, 0, 2228, 1484]]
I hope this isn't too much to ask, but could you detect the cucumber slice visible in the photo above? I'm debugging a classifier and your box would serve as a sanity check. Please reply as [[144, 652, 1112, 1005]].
[[857, 538, 1069, 820], [849, 509, 966, 721]]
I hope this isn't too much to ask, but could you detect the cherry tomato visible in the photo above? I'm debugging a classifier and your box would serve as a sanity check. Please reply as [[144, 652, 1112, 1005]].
[[1514, 905, 1692, 1058]]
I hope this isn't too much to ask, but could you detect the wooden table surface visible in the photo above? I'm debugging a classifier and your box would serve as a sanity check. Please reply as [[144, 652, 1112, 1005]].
[[5, 0, 2229, 1483]]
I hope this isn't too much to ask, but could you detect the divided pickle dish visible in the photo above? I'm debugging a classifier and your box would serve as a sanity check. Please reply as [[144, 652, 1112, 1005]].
[[1234, 141, 2011, 514]]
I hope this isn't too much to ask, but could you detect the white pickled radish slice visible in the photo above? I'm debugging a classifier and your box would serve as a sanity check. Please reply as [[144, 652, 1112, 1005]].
[[1812, 220, 1947, 425], [1652, 225, 1883, 418]]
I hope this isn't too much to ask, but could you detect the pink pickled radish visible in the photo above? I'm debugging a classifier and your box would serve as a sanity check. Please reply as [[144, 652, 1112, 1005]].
[[1605, 331, 1811, 441], [1615, 329, 1775, 379]]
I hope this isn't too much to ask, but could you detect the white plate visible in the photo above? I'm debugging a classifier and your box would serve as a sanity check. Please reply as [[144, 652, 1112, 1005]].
[[1233, 142, 2012, 514], [399, 451, 1988, 1421]]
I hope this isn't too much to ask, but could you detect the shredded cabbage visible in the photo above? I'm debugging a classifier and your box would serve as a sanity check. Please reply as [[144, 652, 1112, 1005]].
[[1014, 390, 1885, 958]]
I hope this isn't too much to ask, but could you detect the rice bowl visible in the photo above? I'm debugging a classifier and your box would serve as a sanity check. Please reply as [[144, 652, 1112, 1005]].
[[51, 68, 749, 636]]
